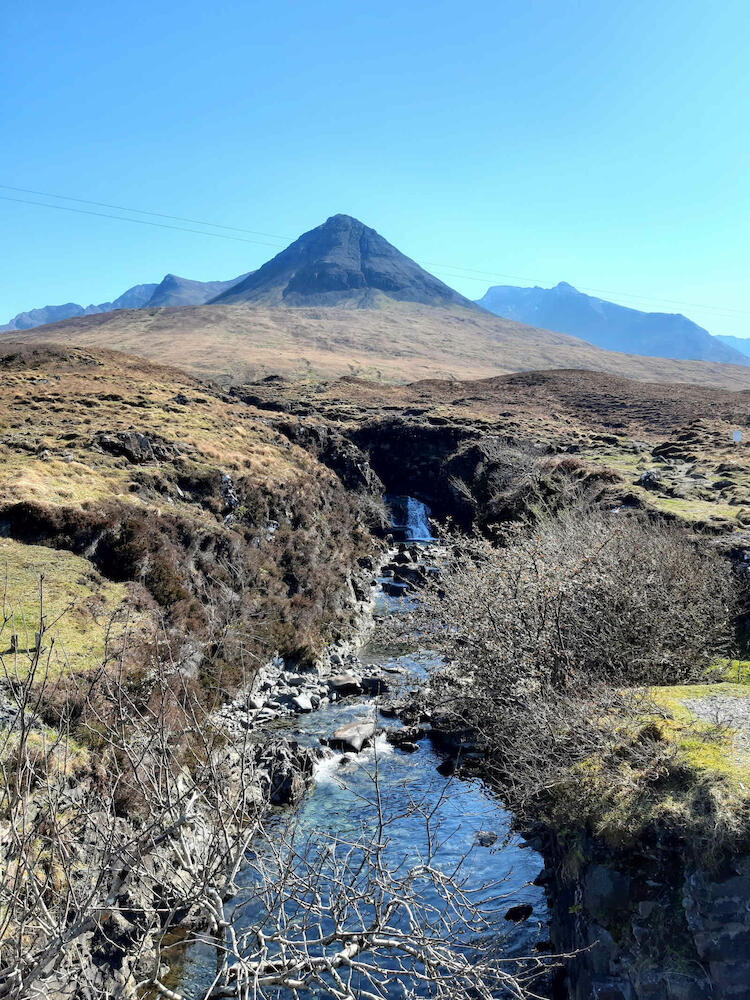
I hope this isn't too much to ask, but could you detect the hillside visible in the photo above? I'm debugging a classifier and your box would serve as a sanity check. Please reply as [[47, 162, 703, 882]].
[[0, 342, 376, 672], [239, 367, 750, 535], [477, 281, 749, 366], [11, 298, 750, 390], [212, 214, 477, 308]]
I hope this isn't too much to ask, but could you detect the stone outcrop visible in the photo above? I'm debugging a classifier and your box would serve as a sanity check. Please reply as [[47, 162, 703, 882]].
[[539, 830, 750, 1000]]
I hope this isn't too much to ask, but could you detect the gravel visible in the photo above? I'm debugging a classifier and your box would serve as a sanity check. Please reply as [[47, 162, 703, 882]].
[[682, 695, 750, 752]]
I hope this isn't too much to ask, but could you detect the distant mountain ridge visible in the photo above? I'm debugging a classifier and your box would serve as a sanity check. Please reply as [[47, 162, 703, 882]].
[[0, 272, 248, 332], [212, 214, 477, 309], [0, 283, 158, 332], [715, 334, 750, 359], [477, 281, 749, 367], [145, 272, 250, 308]]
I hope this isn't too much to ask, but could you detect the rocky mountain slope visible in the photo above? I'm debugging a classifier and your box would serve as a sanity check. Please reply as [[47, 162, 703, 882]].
[[212, 214, 477, 308], [477, 280, 748, 366], [143, 271, 249, 307]]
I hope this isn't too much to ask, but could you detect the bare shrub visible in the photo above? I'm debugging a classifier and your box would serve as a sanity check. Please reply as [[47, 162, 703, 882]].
[[444, 439, 612, 530], [418, 506, 734, 693], [401, 507, 737, 841], [0, 586, 556, 999]]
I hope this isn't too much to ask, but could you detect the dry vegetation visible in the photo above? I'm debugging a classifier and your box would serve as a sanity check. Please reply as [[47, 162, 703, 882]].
[[243, 368, 750, 534], [0, 343, 378, 688], [399, 503, 750, 855], [9, 300, 750, 389]]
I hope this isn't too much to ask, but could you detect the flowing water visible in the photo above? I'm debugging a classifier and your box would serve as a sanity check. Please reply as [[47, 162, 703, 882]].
[[177, 499, 548, 998], [386, 495, 434, 543]]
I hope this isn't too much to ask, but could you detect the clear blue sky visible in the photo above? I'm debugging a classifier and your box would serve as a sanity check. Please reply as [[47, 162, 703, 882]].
[[2, 0, 749, 335]]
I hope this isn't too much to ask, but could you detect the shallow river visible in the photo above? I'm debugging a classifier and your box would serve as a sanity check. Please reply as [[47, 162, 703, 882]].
[[177, 500, 548, 998]]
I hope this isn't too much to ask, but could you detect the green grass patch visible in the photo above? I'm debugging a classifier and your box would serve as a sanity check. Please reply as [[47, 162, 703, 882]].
[[0, 538, 143, 679]]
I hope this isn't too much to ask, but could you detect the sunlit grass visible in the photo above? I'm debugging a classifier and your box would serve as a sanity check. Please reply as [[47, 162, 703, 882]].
[[0, 538, 143, 679]]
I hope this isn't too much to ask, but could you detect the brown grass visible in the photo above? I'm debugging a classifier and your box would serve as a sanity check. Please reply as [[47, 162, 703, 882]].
[[0, 344, 375, 679], [9, 301, 750, 389]]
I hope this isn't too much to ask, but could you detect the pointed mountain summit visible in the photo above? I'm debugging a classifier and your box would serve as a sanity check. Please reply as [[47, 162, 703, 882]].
[[211, 215, 476, 309]]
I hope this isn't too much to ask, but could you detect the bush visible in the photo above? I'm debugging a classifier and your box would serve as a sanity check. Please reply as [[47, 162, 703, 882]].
[[444, 439, 617, 530], [411, 506, 740, 843], [422, 506, 734, 693]]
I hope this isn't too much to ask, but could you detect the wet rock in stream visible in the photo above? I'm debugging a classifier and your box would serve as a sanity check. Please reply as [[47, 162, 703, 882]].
[[326, 719, 377, 753]]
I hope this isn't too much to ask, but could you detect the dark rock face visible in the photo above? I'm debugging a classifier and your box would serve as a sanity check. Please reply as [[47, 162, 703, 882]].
[[211, 215, 477, 309], [92, 430, 178, 463], [270, 420, 384, 496], [350, 418, 478, 520], [542, 831, 750, 1000]]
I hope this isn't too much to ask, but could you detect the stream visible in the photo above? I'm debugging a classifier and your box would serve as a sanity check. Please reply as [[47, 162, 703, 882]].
[[177, 498, 549, 998]]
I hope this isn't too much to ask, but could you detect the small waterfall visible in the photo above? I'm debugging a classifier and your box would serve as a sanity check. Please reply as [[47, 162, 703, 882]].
[[386, 495, 433, 543]]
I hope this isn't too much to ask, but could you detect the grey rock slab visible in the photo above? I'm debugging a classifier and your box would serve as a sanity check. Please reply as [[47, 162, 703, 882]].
[[329, 720, 376, 753], [329, 673, 364, 696]]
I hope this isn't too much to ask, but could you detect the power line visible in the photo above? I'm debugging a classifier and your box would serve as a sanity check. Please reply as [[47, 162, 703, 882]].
[[0, 195, 286, 250], [0, 184, 292, 242], [2, 187, 748, 322]]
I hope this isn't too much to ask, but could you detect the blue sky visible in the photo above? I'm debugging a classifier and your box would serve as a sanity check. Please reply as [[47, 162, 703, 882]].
[[2, 0, 749, 335]]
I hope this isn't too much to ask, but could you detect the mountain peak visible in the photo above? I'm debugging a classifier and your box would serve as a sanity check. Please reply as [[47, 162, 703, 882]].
[[145, 271, 249, 308], [477, 283, 750, 367], [211, 216, 476, 309]]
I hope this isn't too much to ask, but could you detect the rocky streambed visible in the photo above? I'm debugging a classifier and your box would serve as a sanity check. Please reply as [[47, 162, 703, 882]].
[[175, 504, 551, 998]]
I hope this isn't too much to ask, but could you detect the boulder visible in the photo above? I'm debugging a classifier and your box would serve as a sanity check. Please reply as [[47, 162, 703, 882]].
[[259, 740, 315, 805], [329, 720, 376, 753], [393, 565, 426, 586], [292, 693, 313, 713], [638, 469, 663, 491], [475, 830, 498, 847], [329, 673, 364, 697], [361, 673, 388, 695], [92, 429, 176, 463], [504, 903, 533, 922], [386, 727, 424, 750]]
